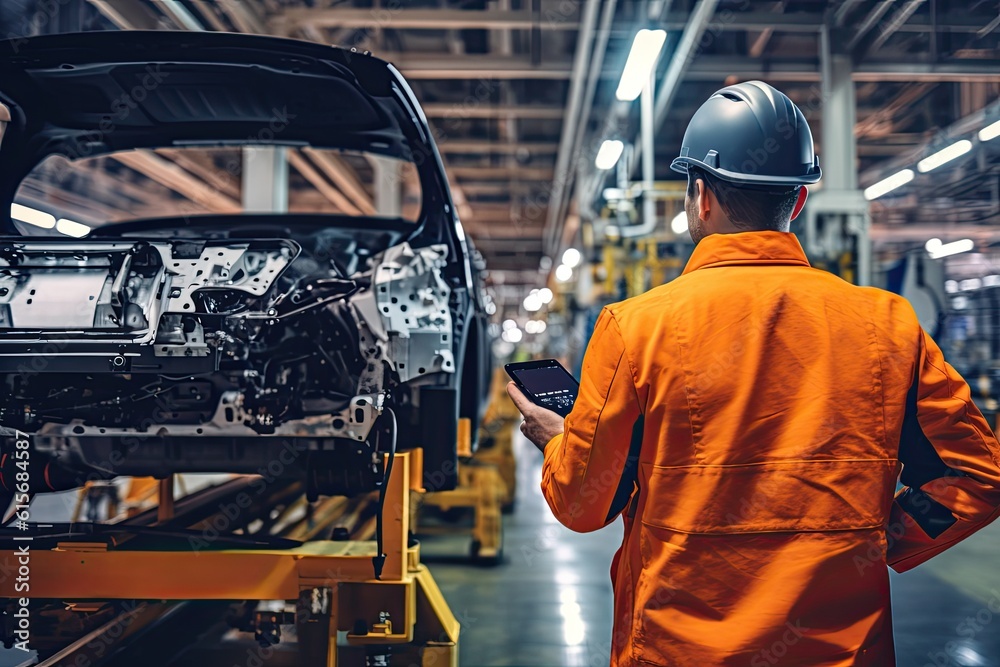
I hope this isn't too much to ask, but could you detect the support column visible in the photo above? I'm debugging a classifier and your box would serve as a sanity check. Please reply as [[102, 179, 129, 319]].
[[804, 25, 871, 285], [373, 156, 402, 218], [242, 146, 288, 213]]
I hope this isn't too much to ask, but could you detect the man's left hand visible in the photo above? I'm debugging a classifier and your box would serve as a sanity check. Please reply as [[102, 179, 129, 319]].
[[506, 382, 565, 452]]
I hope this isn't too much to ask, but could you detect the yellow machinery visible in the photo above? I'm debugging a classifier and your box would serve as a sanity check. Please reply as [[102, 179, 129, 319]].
[[0, 451, 460, 666], [417, 368, 520, 563]]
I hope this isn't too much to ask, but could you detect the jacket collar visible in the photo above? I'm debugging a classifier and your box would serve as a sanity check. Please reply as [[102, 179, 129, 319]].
[[681, 231, 810, 275]]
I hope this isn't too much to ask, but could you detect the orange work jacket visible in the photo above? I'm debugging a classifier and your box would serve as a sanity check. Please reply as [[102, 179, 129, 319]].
[[541, 231, 1000, 666]]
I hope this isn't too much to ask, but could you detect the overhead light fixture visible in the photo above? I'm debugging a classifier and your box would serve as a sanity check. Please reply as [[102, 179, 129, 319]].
[[595, 140, 624, 171], [523, 292, 543, 312], [501, 327, 523, 344], [561, 248, 582, 268], [917, 139, 973, 173], [928, 238, 974, 259], [56, 218, 90, 238], [555, 264, 574, 282], [538, 288, 554, 304], [670, 211, 688, 235], [616, 29, 667, 102], [502, 319, 517, 331], [960, 278, 982, 291], [980, 120, 1000, 142], [863, 169, 914, 201], [10, 203, 56, 229], [525, 319, 548, 334]]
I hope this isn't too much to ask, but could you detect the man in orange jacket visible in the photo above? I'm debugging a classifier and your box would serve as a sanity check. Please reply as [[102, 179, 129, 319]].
[[508, 81, 1000, 666]]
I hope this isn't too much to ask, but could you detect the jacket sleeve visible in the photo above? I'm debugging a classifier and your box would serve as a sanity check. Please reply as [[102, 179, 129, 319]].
[[541, 307, 642, 533], [888, 327, 1000, 572]]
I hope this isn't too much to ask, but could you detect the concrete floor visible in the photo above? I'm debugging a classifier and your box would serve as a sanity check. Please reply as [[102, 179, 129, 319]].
[[1, 438, 998, 666], [422, 433, 1000, 667]]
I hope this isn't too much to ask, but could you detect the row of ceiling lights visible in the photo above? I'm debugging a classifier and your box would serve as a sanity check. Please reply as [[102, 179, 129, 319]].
[[589, 33, 1000, 250], [10, 203, 90, 237], [501, 317, 547, 343], [594, 29, 667, 174], [865, 119, 1000, 201]]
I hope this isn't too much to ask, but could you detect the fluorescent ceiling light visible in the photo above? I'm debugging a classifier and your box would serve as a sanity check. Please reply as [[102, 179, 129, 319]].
[[928, 238, 974, 259], [561, 247, 582, 268], [960, 278, 982, 290], [555, 264, 573, 282], [917, 140, 972, 173], [980, 120, 1000, 142], [525, 319, 547, 334], [595, 140, 624, 170], [501, 327, 523, 344], [616, 29, 667, 102], [10, 203, 56, 229], [56, 218, 90, 238], [864, 169, 914, 200], [670, 211, 688, 235]]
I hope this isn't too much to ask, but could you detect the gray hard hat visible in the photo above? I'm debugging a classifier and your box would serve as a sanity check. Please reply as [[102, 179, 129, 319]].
[[670, 80, 821, 187]]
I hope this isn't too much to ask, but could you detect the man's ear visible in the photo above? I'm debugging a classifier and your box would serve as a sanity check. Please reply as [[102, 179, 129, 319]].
[[696, 179, 712, 222], [789, 186, 808, 221]]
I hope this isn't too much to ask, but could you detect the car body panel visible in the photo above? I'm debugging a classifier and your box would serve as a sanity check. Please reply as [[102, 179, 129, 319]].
[[0, 32, 492, 494]]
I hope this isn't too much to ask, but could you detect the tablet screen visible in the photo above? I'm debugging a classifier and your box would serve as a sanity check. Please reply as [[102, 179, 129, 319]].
[[509, 363, 579, 417]]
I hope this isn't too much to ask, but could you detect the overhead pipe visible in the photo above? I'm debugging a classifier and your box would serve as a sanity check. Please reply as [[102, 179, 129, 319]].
[[870, 0, 927, 52], [846, 0, 896, 50], [541, 0, 603, 258], [626, 0, 720, 180]]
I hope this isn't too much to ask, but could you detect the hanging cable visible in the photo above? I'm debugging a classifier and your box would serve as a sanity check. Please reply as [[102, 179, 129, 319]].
[[371, 406, 397, 580]]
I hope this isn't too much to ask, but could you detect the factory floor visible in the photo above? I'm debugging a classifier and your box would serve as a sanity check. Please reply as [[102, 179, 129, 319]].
[[6, 438, 1000, 667], [422, 433, 1000, 667]]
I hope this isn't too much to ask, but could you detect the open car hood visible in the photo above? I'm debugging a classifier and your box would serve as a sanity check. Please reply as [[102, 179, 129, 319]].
[[0, 31, 440, 222]]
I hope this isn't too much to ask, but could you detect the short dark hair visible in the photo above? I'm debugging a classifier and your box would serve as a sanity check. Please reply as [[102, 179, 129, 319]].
[[686, 167, 801, 232]]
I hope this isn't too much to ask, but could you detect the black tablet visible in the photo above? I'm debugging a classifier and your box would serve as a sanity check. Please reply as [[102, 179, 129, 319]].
[[505, 359, 580, 417]]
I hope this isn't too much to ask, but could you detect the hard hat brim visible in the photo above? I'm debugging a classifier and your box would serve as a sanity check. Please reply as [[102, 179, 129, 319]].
[[670, 157, 821, 187]]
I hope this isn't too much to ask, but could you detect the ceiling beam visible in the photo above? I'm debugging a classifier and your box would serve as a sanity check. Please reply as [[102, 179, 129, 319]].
[[860, 100, 1000, 185], [869, 0, 927, 53], [302, 149, 376, 216], [187, 0, 230, 31], [269, 7, 990, 35], [386, 54, 1000, 82], [287, 151, 358, 215], [422, 104, 565, 120], [155, 149, 240, 200], [847, 1, 897, 50], [439, 141, 559, 154], [86, 0, 163, 29], [749, 1, 787, 58], [270, 8, 579, 34], [391, 55, 576, 80], [451, 166, 554, 180], [113, 151, 240, 213]]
